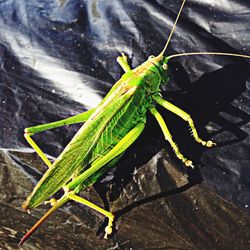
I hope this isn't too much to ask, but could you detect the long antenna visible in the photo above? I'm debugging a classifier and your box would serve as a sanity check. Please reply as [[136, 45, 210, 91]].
[[168, 51, 250, 60], [160, 0, 186, 56]]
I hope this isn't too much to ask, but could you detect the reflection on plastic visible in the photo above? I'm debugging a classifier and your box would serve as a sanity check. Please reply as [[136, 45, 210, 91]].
[[0, 0, 250, 248]]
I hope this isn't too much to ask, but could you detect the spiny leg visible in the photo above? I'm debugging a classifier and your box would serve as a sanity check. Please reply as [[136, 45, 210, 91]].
[[42, 188, 115, 239], [150, 107, 194, 168], [24, 108, 95, 168], [153, 94, 216, 147], [67, 193, 114, 239], [117, 53, 131, 72]]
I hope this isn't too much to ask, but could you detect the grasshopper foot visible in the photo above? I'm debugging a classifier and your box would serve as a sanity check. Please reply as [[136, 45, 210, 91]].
[[117, 53, 131, 72], [44, 198, 57, 207], [198, 139, 216, 148], [121, 52, 128, 62], [176, 152, 194, 169], [205, 140, 216, 147], [117, 53, 128, 64], [104, 214, 115, 239], [184, 160, 195, 169]]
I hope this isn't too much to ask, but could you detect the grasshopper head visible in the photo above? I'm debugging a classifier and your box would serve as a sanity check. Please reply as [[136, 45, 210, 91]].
[[145, 55, 169, 91], [152, 55, 169, 85]]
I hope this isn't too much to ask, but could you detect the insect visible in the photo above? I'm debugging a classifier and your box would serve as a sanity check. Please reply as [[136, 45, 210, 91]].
[[19, 0, 250, 245]]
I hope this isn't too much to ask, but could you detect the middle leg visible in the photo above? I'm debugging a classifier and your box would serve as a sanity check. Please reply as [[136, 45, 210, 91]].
[[150, 107, 194, 168]]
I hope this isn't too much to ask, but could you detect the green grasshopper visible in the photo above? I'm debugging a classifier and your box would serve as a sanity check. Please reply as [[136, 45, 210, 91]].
[[19, 0, 250, 245]]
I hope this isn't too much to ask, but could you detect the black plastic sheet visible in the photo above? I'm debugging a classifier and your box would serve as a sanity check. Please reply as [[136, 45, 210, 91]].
[[0, 0, 250, 249]]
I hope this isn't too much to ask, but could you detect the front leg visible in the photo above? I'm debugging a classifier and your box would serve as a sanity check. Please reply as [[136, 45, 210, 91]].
[[24, 108, 95, 168], [117, 53, 131, 72], [153, 94, 216, 148]]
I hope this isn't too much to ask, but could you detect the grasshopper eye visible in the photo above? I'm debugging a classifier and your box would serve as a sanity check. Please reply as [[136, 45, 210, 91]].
[[148, 55, 155, 59], [162, 63, 168, 70]]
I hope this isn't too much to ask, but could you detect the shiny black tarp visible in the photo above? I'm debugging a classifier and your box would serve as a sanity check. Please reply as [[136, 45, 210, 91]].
[[0, 0, 250, 249]]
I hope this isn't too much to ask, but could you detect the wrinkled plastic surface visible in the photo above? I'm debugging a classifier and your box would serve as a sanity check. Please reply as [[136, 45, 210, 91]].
[[0, 0, 250, 249]]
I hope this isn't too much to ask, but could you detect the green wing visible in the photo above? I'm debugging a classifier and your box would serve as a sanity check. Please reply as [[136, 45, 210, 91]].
[[24, 73, 143, 209]]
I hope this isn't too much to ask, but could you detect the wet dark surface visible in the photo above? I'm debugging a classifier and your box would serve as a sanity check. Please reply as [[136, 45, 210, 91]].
[[0, 0, 250, 249], [1, 150, 250, 249]]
